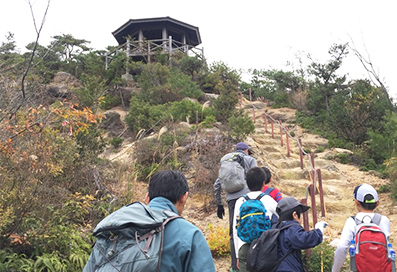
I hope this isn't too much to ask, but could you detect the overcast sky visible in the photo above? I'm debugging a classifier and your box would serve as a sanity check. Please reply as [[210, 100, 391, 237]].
[[2, 0, 396, 99]]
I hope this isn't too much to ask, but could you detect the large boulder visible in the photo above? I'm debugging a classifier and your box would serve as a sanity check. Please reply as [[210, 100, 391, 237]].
[[99, 111, 125, 137], [47, 72, 80, 100]]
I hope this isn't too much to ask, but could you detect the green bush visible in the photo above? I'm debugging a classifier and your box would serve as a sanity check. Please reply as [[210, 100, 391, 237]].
[[303, 241, 334, 272], [387, 157, 397, 201], [169, 70, 203, 99], [99, 94, 121, 110], [109, 137, 124, 148], [168, 100, 202, 123], [74, 74, 106, 109], [125, 96, 166, 133], [199, 115, 217, 128], [334, 153, 350, 164], [227, 113, 255, 141]]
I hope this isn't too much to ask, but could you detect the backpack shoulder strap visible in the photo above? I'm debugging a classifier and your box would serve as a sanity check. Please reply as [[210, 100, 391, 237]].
[[140, 209, 181, 272], [235, 152, 246, 169], [264, 187, 275, 196], [270, 223, 295, 272], [243, 194, 251, 201], [279, 223, 294, 231], [353, 213, 382, 226], [372, 213, 382, 225], [271, 249, 294, 272], [256, 192, 266, 200]]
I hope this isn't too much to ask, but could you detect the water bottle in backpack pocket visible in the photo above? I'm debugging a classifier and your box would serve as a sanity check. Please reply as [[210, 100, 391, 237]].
[[349, 240, 357, 271]]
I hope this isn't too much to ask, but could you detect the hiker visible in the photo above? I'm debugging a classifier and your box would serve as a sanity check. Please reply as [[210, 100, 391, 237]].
[[145, 170, 216, 271], [83, 170, 216, 272], [233, 166, 278, 272], [214, 142, 257, 272], [332, 183, 391, 272], [261, 166, 283, 202], [275, 197, 327, 272]]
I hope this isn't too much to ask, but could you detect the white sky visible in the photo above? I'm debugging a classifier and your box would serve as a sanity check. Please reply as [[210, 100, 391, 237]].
[[1, 0, 396, 99]]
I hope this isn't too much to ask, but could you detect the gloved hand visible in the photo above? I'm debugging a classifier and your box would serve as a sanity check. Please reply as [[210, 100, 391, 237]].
[[315, 221, 328, 233], [217, 205, 225, 219]]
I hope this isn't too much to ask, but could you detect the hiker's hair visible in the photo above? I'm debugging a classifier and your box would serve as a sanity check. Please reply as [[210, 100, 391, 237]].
[[278, 206, 304, 221], [358, 194, 377, 211], [261, 167, 272, 184], [246, 167, 267, 191], [148, 170, 189, 204]]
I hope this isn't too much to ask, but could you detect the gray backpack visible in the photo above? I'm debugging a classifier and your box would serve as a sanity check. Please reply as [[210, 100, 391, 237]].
[[218, 152, 246, 193], [83, 202, 180, 272]]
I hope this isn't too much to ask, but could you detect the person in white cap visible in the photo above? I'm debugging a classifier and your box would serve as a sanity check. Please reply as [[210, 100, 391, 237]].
[[332, 183, 391, 272]]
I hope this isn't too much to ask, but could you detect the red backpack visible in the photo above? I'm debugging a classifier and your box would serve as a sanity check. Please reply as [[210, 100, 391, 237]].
[[353, 213, 392, 272]]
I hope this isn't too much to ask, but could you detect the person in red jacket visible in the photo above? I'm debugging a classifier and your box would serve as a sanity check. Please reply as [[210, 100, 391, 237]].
[[261, 167, 283, 202]]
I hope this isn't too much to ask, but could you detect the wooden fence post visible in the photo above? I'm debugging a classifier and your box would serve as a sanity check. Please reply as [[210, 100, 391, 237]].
[[279, 121, 283, 147], [299, 138, 304, 169], [264, 112, 268, 133], [302, 197, 311, 258], [271, 117, 274, 139], [301, 198, 310, 232], [286, 127, 290, 157], [310, 184, 318, 226], [317, 169, 325, 218]]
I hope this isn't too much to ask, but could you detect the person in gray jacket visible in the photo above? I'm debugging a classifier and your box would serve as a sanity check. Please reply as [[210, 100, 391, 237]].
[[214, 142, 257, 272]]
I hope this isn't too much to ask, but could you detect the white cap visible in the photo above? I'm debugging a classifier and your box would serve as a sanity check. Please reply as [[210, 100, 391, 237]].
[[353, 183, 378, 203]]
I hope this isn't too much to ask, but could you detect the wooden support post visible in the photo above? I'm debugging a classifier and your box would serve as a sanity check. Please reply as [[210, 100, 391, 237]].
[[302, 198, 311, 258], [168, 36, 172, 66], [310, 153, 315, 187], [271, 118, 274, 139], [301, 198, 310, 232], [299, 138, 304, 169], [147, 43, 151, 62], [279, 121, 283, 147], [310, 184, 318, 226], [286, 127, 290, 157], [264, 113, 268, 133], [317, 169, 325, 218]]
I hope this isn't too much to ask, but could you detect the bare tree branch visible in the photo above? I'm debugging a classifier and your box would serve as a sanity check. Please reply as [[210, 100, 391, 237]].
[[18, 0, 51, 104], [348, 37, 397, 115]]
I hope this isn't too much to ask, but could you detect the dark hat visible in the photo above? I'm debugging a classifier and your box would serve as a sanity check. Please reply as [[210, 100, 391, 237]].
[[235, 142, 249, 150], [276, 197, 310, 215]]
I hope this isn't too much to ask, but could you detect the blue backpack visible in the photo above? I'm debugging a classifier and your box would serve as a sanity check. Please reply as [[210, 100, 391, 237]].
[[236, 193, 271, 243]]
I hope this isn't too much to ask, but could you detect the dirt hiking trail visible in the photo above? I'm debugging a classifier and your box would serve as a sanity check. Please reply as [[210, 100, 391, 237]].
[[182, 99, 396, 271]]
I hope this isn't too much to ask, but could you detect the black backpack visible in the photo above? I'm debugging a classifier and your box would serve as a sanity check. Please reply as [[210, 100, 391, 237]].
[[246, 224, 293, 272]]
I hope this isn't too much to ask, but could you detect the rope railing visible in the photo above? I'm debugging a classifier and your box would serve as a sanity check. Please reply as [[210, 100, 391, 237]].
[[262, 110, 326, 224], [242, 95, 326, 234]]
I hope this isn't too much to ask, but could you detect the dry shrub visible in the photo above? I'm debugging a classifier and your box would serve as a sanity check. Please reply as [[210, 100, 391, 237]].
[[180, 129, 233, 212], [289, 88, 308, 110], [206, 224, 230, 257]]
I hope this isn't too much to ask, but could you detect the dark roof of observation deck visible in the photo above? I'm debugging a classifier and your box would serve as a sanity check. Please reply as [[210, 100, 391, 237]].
[[112, 16, 202, 46]]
